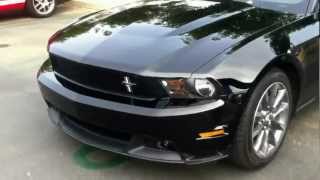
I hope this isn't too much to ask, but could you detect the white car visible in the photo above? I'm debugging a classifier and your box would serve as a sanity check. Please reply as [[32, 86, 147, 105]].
[[0, 0, 56, 17]]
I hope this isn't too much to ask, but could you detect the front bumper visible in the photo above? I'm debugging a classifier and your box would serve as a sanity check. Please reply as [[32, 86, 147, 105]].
[[38, 71, 235, 164], [48, 107, 227, 164]]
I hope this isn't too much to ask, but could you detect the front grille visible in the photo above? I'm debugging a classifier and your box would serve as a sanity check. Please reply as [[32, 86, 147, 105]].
[[50, 54, 168, 107]]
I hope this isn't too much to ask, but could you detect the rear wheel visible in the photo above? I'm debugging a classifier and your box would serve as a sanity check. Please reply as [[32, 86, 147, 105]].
[[232, 68, 293, 169], [26, 0, 56, 18]]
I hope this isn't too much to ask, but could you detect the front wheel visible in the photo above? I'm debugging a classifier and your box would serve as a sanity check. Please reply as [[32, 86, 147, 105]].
[[232, 68, 293, 169], [26, 0, 56, 18]]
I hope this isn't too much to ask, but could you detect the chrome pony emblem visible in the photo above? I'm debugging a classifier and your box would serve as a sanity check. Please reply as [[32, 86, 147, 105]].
[[122, 76, 136, 93]]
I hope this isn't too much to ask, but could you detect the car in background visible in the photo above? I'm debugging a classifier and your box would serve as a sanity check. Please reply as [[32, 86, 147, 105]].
[[0, 0, 56, 17]]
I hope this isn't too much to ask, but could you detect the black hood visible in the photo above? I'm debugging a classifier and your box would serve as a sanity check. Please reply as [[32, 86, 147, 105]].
[[50, 0, 298, 78]]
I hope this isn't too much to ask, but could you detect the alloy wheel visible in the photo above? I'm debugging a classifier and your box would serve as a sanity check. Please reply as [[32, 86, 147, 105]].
[[251, 82, 290, 158], [32, 0, 55, 15]]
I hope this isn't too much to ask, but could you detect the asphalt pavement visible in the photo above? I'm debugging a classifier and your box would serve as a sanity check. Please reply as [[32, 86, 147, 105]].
[[0, 1, 319, 180]]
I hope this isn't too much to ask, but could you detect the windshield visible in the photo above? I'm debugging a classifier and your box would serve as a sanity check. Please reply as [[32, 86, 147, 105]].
[[236, 0, 310, 14]]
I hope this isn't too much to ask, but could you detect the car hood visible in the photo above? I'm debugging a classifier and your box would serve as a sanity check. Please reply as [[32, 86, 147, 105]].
[[50, 0, 296, 78]]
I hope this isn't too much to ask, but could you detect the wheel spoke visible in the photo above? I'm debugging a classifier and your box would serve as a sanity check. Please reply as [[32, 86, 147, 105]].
[[271, 119, 286, 131], [253, 124, 263, 138], [269, 84, 279, 105], [36, 4, 42, 9], [254, 130, 265, 152], [255, 110, 267, 119], [261, 130, 270, 155], [268, 130, 277, 146], [273, 102, 289, 118], [263, 92, 271, 109], [272, 89, 287, 109]]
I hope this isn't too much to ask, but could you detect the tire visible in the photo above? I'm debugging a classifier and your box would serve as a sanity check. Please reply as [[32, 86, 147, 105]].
[[26, 0, 56, 18], [232, 68, 293, 169]]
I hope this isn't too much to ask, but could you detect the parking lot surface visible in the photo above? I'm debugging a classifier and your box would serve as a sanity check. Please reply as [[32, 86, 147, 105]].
[[0, 1, 319, 180]]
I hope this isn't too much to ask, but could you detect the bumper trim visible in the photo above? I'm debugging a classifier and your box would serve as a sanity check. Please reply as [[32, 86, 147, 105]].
[[39, 72, 225, 117], [48, 108, 228, 165]]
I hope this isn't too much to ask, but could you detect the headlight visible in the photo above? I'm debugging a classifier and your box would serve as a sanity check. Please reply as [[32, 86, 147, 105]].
[[161, 78, 218, 99], [194, 79, 216, 97]]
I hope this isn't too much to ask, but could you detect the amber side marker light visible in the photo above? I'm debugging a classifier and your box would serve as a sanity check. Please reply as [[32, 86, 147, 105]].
[[197, 126, 228, 140]]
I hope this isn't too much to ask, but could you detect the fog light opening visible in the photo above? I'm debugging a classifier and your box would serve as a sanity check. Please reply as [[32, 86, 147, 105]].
[[157, 140, 174, 150]]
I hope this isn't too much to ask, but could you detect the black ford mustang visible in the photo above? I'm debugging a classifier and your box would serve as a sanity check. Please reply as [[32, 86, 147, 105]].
[[37, 0, 319, 168]]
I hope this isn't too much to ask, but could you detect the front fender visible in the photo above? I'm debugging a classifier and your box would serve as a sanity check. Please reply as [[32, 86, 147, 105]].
[[193, 15, 318, 100]]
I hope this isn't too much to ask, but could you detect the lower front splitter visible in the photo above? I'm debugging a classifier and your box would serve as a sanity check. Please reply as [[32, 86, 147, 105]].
[[48, 107, 228, 165]]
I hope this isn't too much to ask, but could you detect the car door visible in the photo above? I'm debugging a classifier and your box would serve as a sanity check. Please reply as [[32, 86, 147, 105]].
[[296, 0, 319, 105]]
